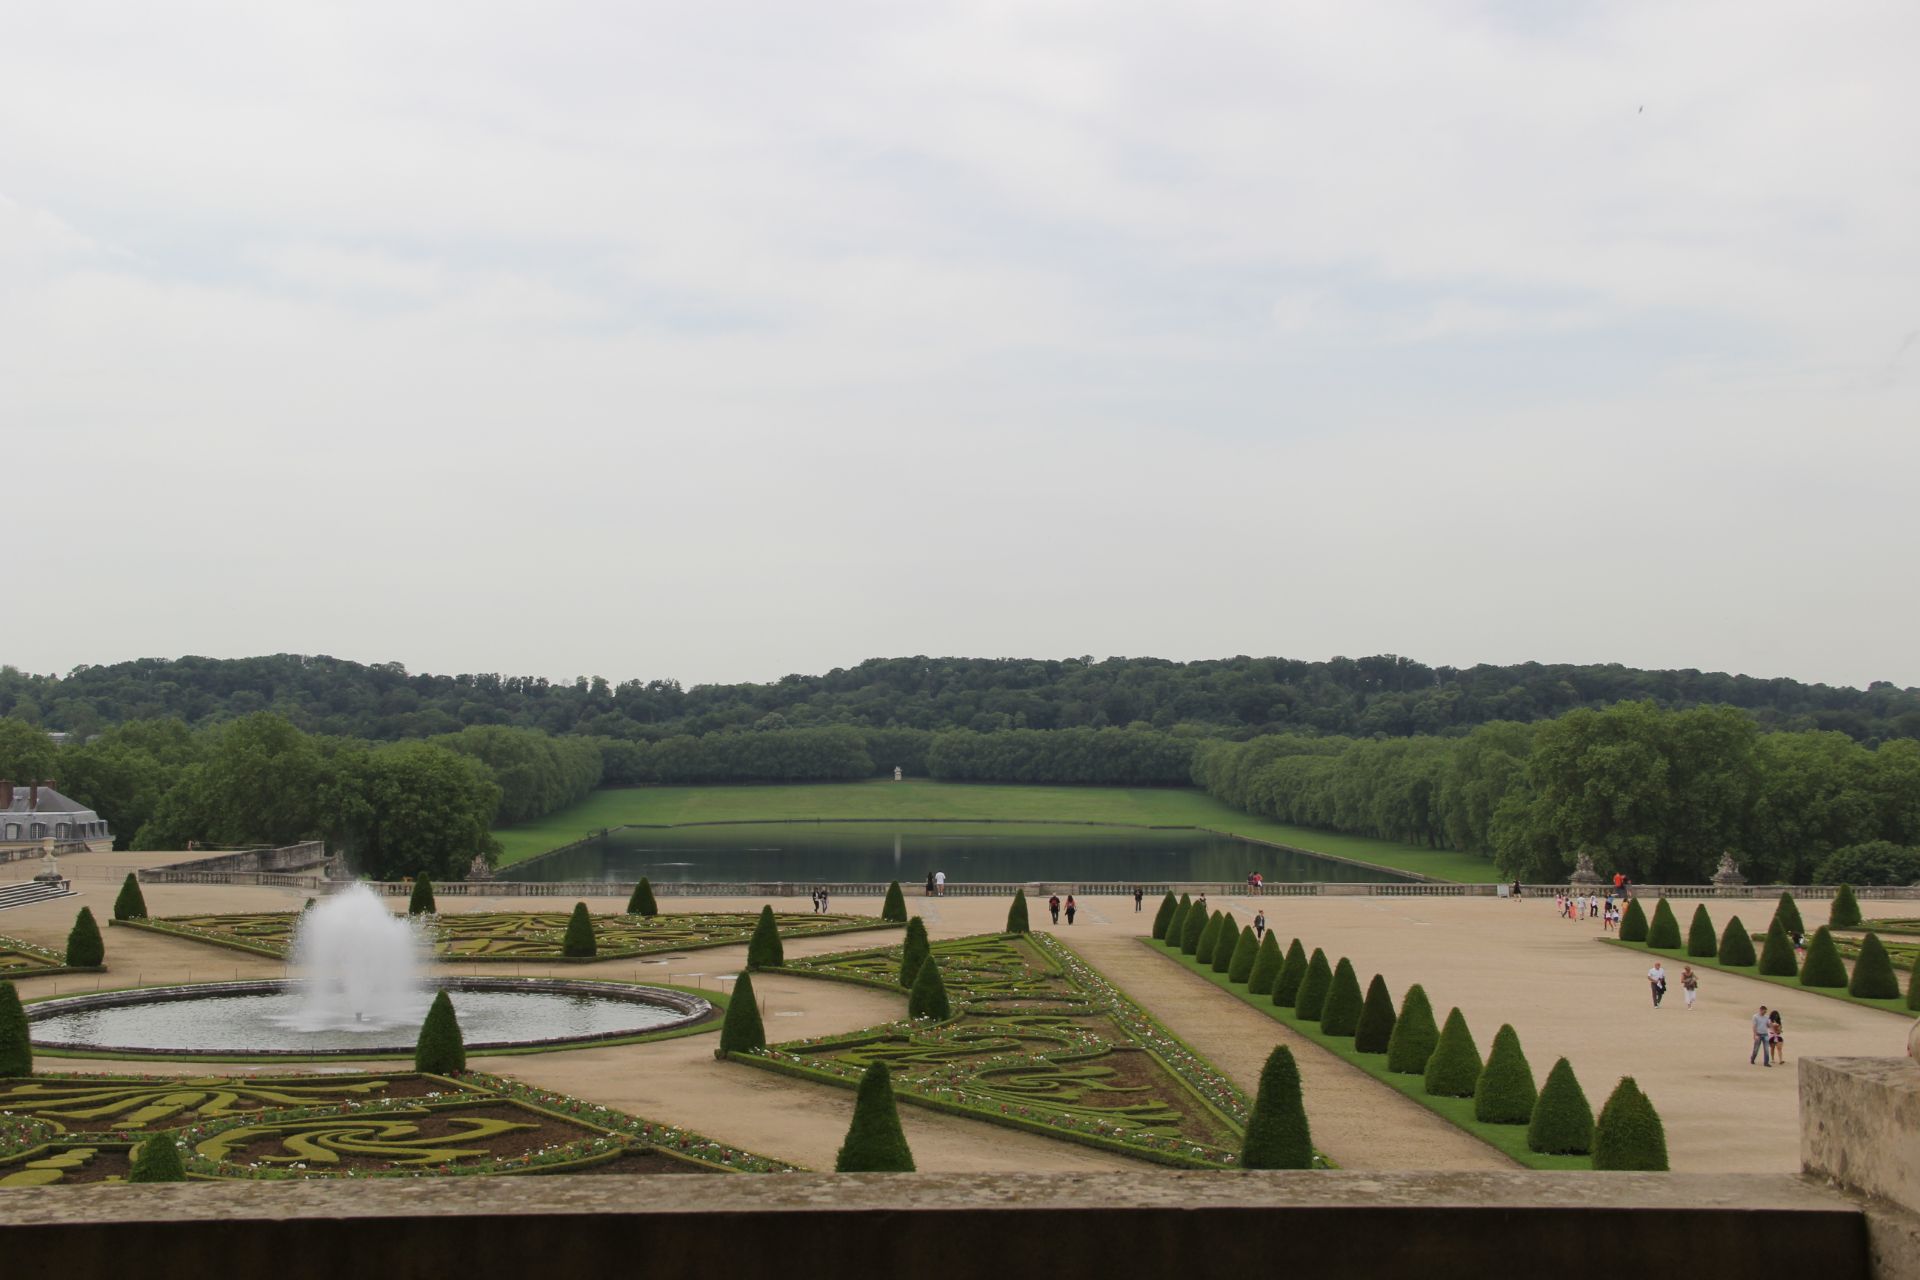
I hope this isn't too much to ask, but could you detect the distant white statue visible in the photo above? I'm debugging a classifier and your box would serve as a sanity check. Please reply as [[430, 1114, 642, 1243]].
[[894, 766, 903, 782]]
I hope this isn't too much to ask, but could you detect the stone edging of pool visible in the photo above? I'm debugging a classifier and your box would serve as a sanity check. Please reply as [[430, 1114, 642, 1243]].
[[24, 976, 717, 1059]]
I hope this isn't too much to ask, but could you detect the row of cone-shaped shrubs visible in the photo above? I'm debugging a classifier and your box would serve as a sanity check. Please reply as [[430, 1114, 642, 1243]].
[[1151, 891, 1668, 1167], [1622, 891, 1916, 1005]]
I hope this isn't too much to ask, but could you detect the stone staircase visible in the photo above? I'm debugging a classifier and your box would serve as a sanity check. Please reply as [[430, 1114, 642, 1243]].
[[0, 878, 73, 913]]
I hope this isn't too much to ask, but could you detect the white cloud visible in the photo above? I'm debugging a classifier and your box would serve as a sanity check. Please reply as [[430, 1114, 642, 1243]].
[[2, 1, 1916, 687]]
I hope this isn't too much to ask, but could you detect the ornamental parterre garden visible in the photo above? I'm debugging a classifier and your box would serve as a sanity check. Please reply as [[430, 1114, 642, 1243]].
[[730, 928, 1263, 1168], [0, 936, 74, 980], [0, 1072, 790, 1185], [114, 908, 893, 962]]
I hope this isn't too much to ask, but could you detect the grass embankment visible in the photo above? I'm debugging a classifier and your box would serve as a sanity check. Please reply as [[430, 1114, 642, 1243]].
[[492, 780, 1498, 883], [1602, 935, 1914, 1018], [1145, 941, 1588, 1170]]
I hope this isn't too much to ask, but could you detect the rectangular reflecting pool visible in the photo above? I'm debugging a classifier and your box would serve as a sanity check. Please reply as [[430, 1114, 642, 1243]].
[[509, 822, 1410, 884]]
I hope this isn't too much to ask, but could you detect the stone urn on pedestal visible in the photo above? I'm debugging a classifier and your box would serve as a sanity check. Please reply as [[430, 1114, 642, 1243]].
[[1568, 852, 1603, 889]]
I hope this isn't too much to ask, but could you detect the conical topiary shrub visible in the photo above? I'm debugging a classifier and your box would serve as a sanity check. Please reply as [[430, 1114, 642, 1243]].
[[126, 1132, 187, 1183], [1248, 931, 1284, 995], [1294, 949, 1333, 1020], [1354, 974, 1397, 1053], [1618, 898, 1648, 942], [1006, 889, 1030, 934], [1273, 939, 1308, 1007], [1179, 900, 1208, 955], [561, 902, 597, 958], [746, 904, 783, 970], [1151, 892, 1176, 940], [1227, 927, 1259, 984], [65, 907, 103, 968], [1194, 912, 1224, 967], [1848, 931, 1899, 998], [0, 981, 29, 1076], [717, 970, 765, 1055], [1907, 955, 1920, 1011], [1528, 1057, 1594, 1155], [626, 877, 658, 917], [1240, 1044, 1313, 1169], [414, 990, 466, 1073], [1758, 917, 1798, 977], [908, 954, 952, 1021], [1210, 913, 1239, 974], [1319, 958, 1364, 1036], [1830, 884, 1862, 929], [1386, 984, 1439, 1074], [835, 1062, 915, 1172], [899, 917, 931, 987], [1718, 916, 1756, 966], [1646, 898, 1681, 949], [1473, 1024, 1537, 1124], [113, 873, 148, 922], [1799, 926, 1848, 988], [1685, 905, 1717, 958], [1774, 892, 1804, 938], [1165, 895, 1192, 948], [881, 881, 908, 924], [1423, 1008, 1482, 1098], [408, 874, 436, 916], [1592, 1077, 1668, 1170]]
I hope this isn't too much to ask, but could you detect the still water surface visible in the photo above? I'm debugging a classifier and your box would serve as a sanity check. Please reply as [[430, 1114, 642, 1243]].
[[514, 822, 1406, 884]]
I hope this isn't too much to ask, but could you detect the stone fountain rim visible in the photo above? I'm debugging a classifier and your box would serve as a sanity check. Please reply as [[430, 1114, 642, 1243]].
[[24, 976, 716, 1057]]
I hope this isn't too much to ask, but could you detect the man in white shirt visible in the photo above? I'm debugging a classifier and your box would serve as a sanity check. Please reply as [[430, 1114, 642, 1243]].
[[1647, 961, 1667, 1008], [934, 870, 946, 897], [1751, 1005, 1772, 1066]]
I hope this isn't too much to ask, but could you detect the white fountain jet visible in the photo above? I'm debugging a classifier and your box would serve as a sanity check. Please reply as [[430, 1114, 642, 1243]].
[[284, 882, 429, 1032]]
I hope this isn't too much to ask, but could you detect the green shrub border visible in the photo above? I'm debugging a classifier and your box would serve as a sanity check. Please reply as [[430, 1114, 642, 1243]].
[[1601, 937, 1912, 1017], [1140, 940, 1590, 1171], [112, 914, 900, 964], [1, 933, 107, 981]]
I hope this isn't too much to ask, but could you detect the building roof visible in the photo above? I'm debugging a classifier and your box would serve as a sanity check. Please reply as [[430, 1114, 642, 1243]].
[[2, 784, 101, 820]]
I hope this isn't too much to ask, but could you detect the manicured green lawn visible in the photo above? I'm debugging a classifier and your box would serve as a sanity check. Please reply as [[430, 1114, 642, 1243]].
[[1144, 941, 1589, 1170], [491, 780, 1498, 882], [1601, 936, 1915, 1018]]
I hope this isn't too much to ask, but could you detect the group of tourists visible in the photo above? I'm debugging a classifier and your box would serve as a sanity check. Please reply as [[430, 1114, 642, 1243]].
[[1553, 890, 1630, 931], [1642, 945, 1788, 1068]]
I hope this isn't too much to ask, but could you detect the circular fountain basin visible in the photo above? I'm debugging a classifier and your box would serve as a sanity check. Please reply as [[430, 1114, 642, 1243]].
[[26, 977, 713, 1056]]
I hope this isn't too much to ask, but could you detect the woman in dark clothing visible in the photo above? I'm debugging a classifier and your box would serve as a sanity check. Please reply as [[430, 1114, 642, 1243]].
[[1065, 896, 1077, 925]]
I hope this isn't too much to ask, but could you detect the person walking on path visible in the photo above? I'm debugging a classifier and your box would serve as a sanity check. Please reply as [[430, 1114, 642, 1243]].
[[1254, 910, 1267, 941], [1133, 886, 1144, 912], [1769, 1009, 1785, 1064], [1064, 895, 1077, 925], [1647, 961, 1668, 1008], [1511, 879, 1522, 902], [1048, 894, 1062, 926], [1751, 1005, 1773, 1066], [1680, 966, 1699, 1009]]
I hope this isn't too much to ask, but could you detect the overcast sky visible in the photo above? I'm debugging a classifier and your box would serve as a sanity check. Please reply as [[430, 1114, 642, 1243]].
[[4, 2, 1916, 691]]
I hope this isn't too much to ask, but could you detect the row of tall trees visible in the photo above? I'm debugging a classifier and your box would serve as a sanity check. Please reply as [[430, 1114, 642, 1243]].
[[2, 714, 499, 879], [1195, 702, 1920, 883], [7, 651, 1916, 743]]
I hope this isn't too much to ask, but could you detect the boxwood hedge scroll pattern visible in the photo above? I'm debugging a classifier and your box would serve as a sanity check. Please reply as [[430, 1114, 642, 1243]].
[[0, 935, 73, 980], [116, 909, 897, 963], [741, 932, 1251, 1168]]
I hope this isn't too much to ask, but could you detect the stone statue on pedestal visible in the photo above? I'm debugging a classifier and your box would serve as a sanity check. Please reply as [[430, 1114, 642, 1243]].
[[1569, 852, 1603, 886], [466, 853, 495, 882], [1711, 853, 1746, 888]]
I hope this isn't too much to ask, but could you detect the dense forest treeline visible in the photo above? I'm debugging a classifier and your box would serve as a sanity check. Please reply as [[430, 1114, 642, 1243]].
[[5, 651, 1918, 743], [1194, 703, 1920, 885]]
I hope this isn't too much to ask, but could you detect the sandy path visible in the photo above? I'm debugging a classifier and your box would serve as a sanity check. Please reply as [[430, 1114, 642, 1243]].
[[1060, 932, 1512, 1171]]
